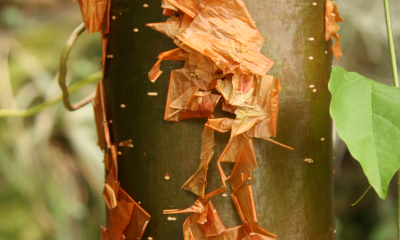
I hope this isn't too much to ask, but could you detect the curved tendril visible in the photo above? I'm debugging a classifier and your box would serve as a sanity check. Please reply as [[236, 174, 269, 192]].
[[58, 22, 96, 111]]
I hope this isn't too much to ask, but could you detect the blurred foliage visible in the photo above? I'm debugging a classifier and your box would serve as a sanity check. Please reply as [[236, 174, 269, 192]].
[[0, 0, 400, 239], [335, 0, 400, 239], [0, 1, 105, 240]]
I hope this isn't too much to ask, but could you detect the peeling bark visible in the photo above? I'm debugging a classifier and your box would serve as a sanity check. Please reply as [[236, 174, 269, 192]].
[[103, 0, 334, 239]]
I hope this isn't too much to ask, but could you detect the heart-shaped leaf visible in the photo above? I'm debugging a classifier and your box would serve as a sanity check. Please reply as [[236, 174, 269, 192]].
[[329, 67, 400, 199]]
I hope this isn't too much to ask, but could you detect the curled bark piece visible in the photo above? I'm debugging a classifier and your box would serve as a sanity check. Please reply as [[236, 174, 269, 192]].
[[166, 0, 199, 18], [205, 118, 234, 133], [100, 225, 110, 240], [104, 144, 118, 180], [104, 188, 151, 240], [162, 8, 176, 16], [76, 0, 110, 34], [182, 126, 215, 197], [202, 186, 227, 202], [101, 35, 108, 75], [103, 183, 118, 209], [231, 184, 259, 233], [240, 75, 282, 139], [222, 102, 237, 114], [325, 0, 344, 60], [176, 0, 274, 76], [120, 189, 151, 240], [146, 15, 188, 39], [164, 199, 206, 215], [226, 138, 257, 190], [107, 198, 134, 240], [103, 167, 120, 209], [182, 212, 275, 240], [169, 87, 200, 110], [219, 134, 249, 163], [181, 158, 211, 198], [165, 199, 226, 238], [162, 0, 178, 11], [232, 184, 276, 240], [325, 0, 343, 41], [199, 135, 253, 202], [93, 81, 111, 150], [146, 12, 194, 40], [199, 201, 226, 237], [268, 79, 282, 138], [187, 52, 222, 84], [103, 0, 111, 34], [332, 35, 343, 61], [215, 75, 286, 145], [164, 68, 221, 121], [148, 48, 186, 82], [118, 139, 133, 147], [183, 215, 247, 240]]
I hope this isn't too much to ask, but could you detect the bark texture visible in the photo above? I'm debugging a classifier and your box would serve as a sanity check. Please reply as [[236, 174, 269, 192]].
[[104, 0, 334, 239]]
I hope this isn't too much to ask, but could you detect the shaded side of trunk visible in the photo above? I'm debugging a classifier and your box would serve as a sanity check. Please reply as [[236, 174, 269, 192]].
[[104, 0, 334, 239]]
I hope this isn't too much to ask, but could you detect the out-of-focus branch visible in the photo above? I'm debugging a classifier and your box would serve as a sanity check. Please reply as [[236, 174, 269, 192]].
[[0, 71, 102, 118], [58, 22, 96, 111]]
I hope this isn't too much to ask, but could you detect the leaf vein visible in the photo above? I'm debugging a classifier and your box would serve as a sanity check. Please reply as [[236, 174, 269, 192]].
[[371, 82, 381, 189], [335, 76, 363, 93], [372, 114, 400, 133], [345, 106, 371, 125]]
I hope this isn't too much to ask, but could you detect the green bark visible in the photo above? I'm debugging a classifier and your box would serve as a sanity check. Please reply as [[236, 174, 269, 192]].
[[104, 0, 334, 239]]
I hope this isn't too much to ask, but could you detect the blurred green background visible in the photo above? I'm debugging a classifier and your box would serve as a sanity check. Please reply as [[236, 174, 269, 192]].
[[0, 0, 399, 239]]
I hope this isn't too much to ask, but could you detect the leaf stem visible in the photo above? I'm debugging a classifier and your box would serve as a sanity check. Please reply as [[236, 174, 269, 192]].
[[0, 71, 102, 118], [383, 1, 400, 238], [384, 0, 399, 87], [351, 185, 371, 206]]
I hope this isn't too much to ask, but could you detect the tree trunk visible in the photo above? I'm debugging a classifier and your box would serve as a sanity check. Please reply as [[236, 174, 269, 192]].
[[103, 0, 334, 239]]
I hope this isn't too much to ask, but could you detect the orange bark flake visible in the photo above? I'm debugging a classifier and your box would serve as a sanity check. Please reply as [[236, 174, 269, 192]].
[[164, 67, 221, 122], [332, 34, 343, 61], [94, 71, 151, 240], [205, 118, 234, 133], [92, 81, 111, 150], [325, 0, 344, 60], [103, 195, 151, 240], [182, 213, 276, 240], [166, 0, 199, 18], [103, 166, 120, 209], [76, 0, 111, 34], [92, 0, 301, 238], [143, 0, 292, 238], [101, 35, 108, 75], [181, 126, 215, 197], [101, 167, 151, 240], [176, 0, 274, 76], [215, 75, 283, 140], [148, 48, 186, 83]]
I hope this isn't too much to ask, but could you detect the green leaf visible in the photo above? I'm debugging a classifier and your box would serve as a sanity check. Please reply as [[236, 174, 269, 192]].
[[329, 67, 400, 199]]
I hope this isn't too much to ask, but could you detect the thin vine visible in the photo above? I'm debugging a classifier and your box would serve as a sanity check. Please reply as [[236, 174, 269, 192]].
[[58, 23, 96, 111], [0, 71, 101, 118]]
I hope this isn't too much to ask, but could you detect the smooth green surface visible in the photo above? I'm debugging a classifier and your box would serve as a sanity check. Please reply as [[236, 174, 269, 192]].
[[329, 67, 400, 199], [104, 0, 334, 239]]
